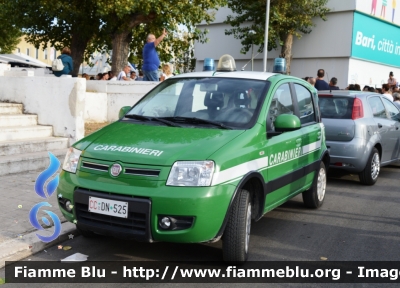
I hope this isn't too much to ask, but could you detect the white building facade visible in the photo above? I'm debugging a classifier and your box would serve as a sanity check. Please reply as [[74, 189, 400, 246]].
[[194, 0, 400, 89]]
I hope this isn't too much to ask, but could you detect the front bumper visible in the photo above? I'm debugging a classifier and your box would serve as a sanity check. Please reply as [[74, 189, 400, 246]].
[[74, 188, 152, 241], [57, 170, 236, 243]]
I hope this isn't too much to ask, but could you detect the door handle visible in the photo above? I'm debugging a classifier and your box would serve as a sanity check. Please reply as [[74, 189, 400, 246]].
[[378, 123, 382, 128]]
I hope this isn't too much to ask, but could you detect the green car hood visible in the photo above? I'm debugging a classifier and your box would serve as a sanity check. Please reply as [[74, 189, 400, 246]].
[[79, 122, 245, 166]]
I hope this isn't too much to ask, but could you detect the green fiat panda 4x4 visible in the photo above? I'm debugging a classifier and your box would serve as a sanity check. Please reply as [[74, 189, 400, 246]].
[[59, 55, 329, 262]]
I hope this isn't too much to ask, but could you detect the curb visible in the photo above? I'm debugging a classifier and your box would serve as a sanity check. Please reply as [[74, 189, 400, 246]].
[[0, 222, 78, 268]]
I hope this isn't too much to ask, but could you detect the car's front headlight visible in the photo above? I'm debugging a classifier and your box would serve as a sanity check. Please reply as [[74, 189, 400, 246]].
[[166, 161, 215, 187], [62, 147, 82, 173]]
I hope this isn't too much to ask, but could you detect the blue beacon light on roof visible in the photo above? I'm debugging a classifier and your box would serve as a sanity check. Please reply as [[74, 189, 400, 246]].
[[203, 58, 215, 71]]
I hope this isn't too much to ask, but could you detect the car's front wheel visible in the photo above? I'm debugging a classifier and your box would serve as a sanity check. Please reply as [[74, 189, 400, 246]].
[[359, 147, 380, 185], [302, 161, 326, 208], [222, 189, 252, 263]]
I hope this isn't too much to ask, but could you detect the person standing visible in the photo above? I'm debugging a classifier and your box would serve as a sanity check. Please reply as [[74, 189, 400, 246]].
[[393, 92, 400, 109], [53, 47, 73, 77], [382, 84, 393, 101], [101, 73, 109, 80], [136, 71, 144, 81], [160, 63, 173, 81], [117, 65, 131, 81], [142, 28, 168, 81], [328, 77, 340, 90], [388, 71, 397, 89], [307, 77, 316, 86], [130, 70, 138, 81], [314, 69, 330, 90], [108, 71, 117, 81]]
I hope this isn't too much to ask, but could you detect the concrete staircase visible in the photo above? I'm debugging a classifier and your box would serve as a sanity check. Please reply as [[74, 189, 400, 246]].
[[0, 103, 69, 175]]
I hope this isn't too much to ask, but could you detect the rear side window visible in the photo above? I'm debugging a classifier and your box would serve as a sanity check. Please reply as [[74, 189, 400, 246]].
[[319, 97, 354, 119], [368, 97, 387, 119]]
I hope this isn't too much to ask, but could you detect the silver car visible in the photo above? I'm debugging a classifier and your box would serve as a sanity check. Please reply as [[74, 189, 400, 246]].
[[318, 91, 400, 185]]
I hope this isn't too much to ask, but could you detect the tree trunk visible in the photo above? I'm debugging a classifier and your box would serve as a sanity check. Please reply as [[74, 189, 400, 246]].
[[280, 33, 293, 75], [70, 32, 91, 77], [110, 12, 157, 74], [111, 31, 132, 74]]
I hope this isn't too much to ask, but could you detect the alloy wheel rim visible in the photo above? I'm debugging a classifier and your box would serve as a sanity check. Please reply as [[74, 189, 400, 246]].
[[245, 202, 252, 254], [371, 153, 380, 180], [317, 167, 326, 201]]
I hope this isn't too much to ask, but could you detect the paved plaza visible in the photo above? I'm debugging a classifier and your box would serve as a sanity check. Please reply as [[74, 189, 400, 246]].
[[0, 169, 74, 267]]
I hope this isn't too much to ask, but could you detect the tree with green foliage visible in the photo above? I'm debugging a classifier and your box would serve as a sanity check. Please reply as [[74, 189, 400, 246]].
[[3, 0, 102, 76], [2, 0, 226, 75], [0, 26, 22, 54], [0, 1, 22, 54], [96, 0, 226, 73], [225, 0, 330, 74]]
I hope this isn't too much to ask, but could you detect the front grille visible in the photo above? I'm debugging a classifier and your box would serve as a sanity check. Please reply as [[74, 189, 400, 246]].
[[80, 161, 160, 177], [82, 161, 109, 172], [74, 188, 152, 241], [125, 168, 160, 177]]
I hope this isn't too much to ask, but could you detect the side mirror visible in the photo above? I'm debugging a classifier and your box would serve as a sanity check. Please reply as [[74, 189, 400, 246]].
[[119, 106, 131, 119], [274, 114, 301, 132]]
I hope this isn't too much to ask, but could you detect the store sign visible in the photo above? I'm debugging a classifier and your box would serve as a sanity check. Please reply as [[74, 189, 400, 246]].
[[351, 12, 400, 67]]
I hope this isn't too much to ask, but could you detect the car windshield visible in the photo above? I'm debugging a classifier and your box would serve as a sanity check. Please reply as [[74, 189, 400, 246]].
[[125, 77, 270, 129]]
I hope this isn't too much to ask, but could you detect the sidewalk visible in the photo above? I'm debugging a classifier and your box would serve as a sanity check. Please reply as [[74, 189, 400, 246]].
[[0, 169, 77, 267]]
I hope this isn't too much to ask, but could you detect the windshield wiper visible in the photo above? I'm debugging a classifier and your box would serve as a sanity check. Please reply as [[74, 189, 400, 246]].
[[161, 117, 232, 130], [124, 114, 181, 127]]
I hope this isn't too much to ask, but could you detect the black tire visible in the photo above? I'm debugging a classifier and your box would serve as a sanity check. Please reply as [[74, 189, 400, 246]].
[[222, 189, 252, 263], [302, 161, 326, 208], [359, 147, 380, 185], [76, 225, 96, 238]]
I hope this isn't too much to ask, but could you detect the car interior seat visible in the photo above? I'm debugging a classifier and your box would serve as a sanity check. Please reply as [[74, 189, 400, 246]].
[[216, 90, 253, 123], [320, 99, 338, 118], [203, 92, 224, 119], [234, 90, 250, 108]]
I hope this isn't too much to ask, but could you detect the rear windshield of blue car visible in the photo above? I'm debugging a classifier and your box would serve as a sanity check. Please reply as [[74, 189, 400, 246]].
[[318, 97, 354, 119]]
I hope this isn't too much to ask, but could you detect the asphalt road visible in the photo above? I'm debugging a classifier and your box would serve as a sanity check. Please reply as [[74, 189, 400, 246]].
[[1, 165, 400, 287]]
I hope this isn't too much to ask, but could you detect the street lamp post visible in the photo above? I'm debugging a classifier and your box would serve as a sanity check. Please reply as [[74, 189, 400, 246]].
[[249, 30, 256, 71], [263, 0, 271, 72]]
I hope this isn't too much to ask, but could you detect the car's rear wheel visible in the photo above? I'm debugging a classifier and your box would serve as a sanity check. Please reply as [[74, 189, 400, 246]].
[[359, 147, 380, 185], [222, 189, 251, 263], [302, 161, 326, 208]]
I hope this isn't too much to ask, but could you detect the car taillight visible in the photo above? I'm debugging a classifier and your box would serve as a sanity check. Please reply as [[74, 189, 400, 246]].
[[352, 98, 364, 120]]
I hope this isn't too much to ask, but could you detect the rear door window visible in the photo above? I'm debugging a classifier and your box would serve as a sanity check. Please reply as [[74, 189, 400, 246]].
[[318, 97, 354, 119]]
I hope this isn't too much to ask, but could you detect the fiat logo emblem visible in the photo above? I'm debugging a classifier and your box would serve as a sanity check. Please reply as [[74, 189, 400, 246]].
[[110, 163, 122, 177]]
